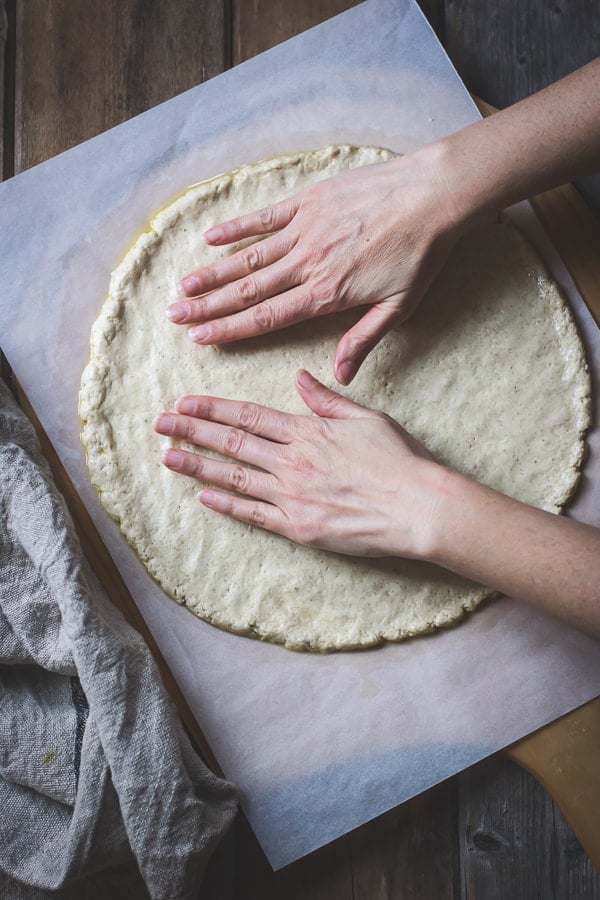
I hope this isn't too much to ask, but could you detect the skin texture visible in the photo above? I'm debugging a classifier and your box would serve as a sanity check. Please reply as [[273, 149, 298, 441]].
[[154, 369, 439, 560], [157, 58, 600, 638], [168, 156, 462, 385]]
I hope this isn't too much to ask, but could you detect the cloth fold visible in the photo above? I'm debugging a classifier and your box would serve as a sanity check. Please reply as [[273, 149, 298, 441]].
[[0, 378, 238, 899]]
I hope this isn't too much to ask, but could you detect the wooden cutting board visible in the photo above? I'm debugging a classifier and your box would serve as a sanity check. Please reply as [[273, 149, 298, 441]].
[[14, 119, 600, 869]]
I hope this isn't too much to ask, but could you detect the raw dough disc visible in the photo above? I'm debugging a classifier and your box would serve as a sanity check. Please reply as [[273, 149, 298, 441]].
[[79, 145, 591, 651]]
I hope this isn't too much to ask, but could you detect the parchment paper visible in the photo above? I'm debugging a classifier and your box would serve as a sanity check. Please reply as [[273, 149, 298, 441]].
[[1, 0, 599, 870]]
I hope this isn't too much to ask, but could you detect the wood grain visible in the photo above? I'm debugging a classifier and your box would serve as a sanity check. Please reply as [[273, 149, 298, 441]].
[[14, 0, 228, 171], [347, 781, 459, 899], [0, 0, 11, 179], [458, 754, 600, 900], [4, 1, 600, 897], [445, 0, 600, 106], [232, 0, 361, 65], [445, 0, 600, 214]]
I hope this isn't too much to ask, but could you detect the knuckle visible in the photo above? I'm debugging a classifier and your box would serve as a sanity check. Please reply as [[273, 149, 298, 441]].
[[253, 302, 275, 330], [302, 285, 319, 311], [307, 278, 337, 313], [243, 245, 262, 271], [229, 218, 245, 239], [259, 206, 274, 229], [199, 265, 218, 290], [225, 428, 245, 455], [203, 398, 216, 420], [306, 245, 326, 268], [286, 448, 315, 476], [249, 505, 266, 527], [183, 418, 198, 442], [238, 277, 258, 305], [293, 518, 317, 546], [346, 330, 370, 354], [238, 402, 260, 430], [318, 278, 339, 310], [230, 465, 250, 493], [190, 454, 204, 477]]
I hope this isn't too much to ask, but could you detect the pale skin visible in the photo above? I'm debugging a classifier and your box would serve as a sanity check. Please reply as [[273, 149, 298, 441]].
[[155, 59, 600, 638]]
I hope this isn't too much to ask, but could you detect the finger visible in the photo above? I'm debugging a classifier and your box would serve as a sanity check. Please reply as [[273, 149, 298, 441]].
[[203, 196, 300, 246], [162, 447, 277, 498], [333, 297, 408, 385], [153, 412, 277, 468], [172, 395, 298, 443], [184, 285, 318, 345], [199, 489, 288, 536], [295, 369, 378, 420], [184, 259, 298, 330], [176, 232, 293, 301]]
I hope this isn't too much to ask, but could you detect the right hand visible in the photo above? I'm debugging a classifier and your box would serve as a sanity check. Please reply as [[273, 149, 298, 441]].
[[167, 143, 469, 384], [154, 369, 443, 560]]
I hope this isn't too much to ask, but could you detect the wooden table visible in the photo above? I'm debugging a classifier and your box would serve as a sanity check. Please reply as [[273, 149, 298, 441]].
[[1, 2, 599, 897]]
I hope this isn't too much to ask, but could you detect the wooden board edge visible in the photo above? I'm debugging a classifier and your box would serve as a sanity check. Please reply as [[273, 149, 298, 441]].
[[505, 697, 600, 870]]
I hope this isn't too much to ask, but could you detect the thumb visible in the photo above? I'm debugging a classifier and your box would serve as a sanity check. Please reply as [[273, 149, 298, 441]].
[[295, 370, 375, 419], [334, 296, 411, 385]]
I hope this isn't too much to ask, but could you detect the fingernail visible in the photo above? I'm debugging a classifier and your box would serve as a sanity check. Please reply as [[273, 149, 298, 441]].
[[174, 396, 196, 415], [199, 490, 216, 507], [337, 360, 355, 384], [166, 303, 187, 323], [163, 448, 185, 468], [153, 413, 176, 434], [296, 369, 317, 389], [204, 226, 221, 243], [189, 324, 211, 342], [180, 276, 199, 295]]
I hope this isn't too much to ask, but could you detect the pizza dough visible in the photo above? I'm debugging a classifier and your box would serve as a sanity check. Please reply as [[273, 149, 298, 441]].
[[79, 145, 591, 651]]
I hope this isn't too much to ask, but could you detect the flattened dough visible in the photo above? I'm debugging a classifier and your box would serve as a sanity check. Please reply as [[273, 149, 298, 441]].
[[79, 145, 591, 651]]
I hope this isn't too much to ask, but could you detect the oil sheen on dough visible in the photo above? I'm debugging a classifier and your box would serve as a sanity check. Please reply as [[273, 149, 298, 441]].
[[79, 145, 591, 651]]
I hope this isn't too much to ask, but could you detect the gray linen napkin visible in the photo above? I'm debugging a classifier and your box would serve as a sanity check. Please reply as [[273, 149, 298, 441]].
[[0, 378, 238, 899]]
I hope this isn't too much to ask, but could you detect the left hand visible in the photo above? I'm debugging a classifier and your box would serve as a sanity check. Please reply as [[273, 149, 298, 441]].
[[153, 370, 443, 559], [166, 151, 465, 385]]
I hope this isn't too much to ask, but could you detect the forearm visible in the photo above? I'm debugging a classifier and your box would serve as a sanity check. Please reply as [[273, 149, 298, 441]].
[[419, 57, 600, 228], [420, 467, 600, 637]]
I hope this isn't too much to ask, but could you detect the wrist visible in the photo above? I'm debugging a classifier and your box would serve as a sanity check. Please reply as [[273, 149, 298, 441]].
[[404, 464, 492, 568], [386, 459, 459, 562], [406, 137, 491, 236]]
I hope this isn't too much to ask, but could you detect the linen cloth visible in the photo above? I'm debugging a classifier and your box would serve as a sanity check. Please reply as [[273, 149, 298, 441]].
[[0, 378, 238, 898]]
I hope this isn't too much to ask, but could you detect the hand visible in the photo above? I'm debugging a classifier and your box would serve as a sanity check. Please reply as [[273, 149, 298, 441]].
[[153, 370, 444, 559], [167, 146, 466, 384]]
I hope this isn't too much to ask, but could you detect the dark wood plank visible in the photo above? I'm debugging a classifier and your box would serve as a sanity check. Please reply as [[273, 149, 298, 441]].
[[220, 781, 458, 900], [417, 0, 445, 42], [232, 0, 361, 65], [230, 816, 353, 900], [460, 756, 600, 900], [348, 782, 460, 899], [14, 0, 228, 171], [445, 0, 600, 105], [0, 0, 14, 180], [0, 0, 6, 176], [445, 0, 600, 213]]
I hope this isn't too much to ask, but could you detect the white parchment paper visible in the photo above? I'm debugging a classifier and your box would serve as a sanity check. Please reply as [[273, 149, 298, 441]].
[[1, 0, 599, 869]]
